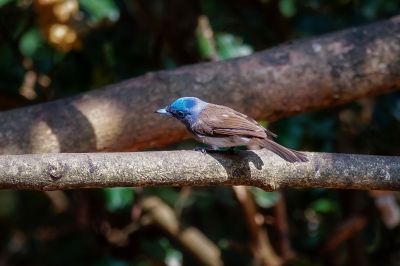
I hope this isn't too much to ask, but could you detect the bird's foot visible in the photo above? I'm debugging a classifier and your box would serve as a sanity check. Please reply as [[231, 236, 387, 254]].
[[194, 146, 211, 153], [194, 146, 242, 154], [194, 146, 220, 153]]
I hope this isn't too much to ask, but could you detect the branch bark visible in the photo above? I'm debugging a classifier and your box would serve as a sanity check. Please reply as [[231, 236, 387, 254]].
[[1, 150, 399, 191], [1, 17, 400, 154]]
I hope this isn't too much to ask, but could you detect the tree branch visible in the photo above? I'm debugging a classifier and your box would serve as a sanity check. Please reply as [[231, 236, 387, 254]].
[[1, 151, 399, 191], [233, 186, 282, 266], [1, 16, 400, 154], [141, 197, 223, 266]]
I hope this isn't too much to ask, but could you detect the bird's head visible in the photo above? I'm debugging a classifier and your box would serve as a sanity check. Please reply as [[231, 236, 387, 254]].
[[156, 97, 207, 124]]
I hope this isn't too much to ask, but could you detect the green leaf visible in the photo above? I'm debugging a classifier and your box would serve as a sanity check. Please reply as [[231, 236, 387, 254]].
[[103, 187, 134, 211], [216, 33, 253, 59], [0, 0, 12, 7], [196, 16, 218, 60], [165, 246, 182, 266], [279, 0, 297, 18], [19, 27, 43, 57], [197, 34, 216, 59], [79, 0, 119, 22], [251, 188, 280, 208], [310, 198, 339, 214]]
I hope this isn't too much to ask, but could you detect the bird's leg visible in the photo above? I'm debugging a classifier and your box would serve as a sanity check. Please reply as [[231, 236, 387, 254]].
[[194, 146, 208, 153], [194, 145, 220, 153]]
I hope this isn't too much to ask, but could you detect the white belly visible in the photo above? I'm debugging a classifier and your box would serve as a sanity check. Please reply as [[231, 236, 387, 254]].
[[195, 135, 251, 148]]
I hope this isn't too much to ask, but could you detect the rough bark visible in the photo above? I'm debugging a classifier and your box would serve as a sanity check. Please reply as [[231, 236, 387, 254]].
[[0, 150, 399, 191], [1, 17, 400, 154]]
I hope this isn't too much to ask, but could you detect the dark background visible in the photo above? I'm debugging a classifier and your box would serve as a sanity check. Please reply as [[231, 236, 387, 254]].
[[0, 0, 400, 265]]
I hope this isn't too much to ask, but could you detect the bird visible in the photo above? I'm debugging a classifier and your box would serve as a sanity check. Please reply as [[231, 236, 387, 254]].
[[156, 97, 308, 163]]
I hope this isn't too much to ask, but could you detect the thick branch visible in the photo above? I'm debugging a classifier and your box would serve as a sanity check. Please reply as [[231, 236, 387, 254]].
[[0, 151, 399, 191], [1, 17, 400, 154]]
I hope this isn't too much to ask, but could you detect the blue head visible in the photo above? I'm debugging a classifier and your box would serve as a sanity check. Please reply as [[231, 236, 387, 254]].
[[156, 97, 208, 125]]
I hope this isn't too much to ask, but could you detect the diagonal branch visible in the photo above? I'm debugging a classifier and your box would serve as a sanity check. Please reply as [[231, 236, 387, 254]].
[[1, 150, 399, 191], [1, 16, 400, 154]]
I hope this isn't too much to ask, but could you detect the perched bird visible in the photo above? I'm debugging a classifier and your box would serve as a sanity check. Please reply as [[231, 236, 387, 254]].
[[156, 97, 308, 163]]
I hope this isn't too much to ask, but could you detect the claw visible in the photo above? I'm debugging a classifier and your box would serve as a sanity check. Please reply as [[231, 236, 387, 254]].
[[194, 147, 208, 153]]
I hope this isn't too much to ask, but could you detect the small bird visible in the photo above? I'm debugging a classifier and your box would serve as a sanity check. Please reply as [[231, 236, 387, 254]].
[[156, 97, 308, 163]]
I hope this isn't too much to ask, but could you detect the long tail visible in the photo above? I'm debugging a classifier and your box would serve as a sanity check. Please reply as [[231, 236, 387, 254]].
[[254, 138, 308, 163]]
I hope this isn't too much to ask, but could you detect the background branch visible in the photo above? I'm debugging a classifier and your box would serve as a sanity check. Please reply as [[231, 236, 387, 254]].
[[233, 186, 282, 266], [0, 150, 399, 191], [141, 196, 223, 266], [1, 16, 400, 154]]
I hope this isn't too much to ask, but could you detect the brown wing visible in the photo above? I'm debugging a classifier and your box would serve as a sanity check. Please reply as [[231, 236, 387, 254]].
[[192, 104, 276, 139]]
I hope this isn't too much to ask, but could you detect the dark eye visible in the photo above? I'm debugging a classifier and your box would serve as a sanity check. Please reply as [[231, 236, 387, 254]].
[[176, 111, 185, 118]]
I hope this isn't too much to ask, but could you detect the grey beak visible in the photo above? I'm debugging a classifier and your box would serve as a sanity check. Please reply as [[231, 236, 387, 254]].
[[155, 107, 172, 116]]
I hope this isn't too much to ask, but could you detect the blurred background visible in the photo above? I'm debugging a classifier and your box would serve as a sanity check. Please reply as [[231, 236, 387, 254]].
[[1, 0, 400, 265]]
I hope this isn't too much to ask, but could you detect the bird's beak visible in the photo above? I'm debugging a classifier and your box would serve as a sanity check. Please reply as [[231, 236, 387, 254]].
[[155, 107, 172, 116]]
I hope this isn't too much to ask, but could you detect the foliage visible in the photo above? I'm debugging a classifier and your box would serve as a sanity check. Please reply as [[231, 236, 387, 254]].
[[0, 0, 400, 265]]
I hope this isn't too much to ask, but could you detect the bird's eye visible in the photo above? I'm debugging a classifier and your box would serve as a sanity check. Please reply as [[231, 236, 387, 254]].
[[176, 111, 185, 118]]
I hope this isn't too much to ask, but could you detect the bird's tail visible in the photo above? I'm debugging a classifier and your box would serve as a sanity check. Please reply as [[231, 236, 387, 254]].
[[255, 138, 308, 163]]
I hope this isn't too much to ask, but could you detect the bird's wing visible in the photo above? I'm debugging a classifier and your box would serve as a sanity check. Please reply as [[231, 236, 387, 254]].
[[192, 104, 276, 139]]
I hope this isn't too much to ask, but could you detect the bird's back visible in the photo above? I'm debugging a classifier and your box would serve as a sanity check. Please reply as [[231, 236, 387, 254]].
[[193, 104, 275, 139]]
